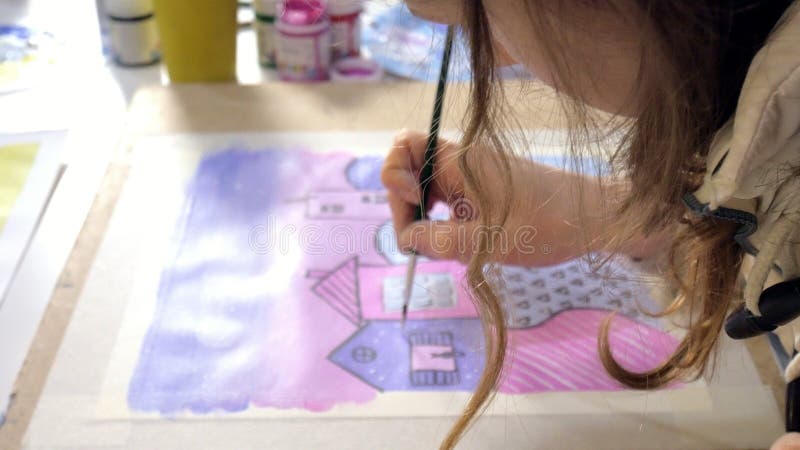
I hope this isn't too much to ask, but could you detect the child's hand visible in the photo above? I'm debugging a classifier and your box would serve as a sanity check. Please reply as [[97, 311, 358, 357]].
[[381, 130, 471, 261], [381, 130, 605, 266]]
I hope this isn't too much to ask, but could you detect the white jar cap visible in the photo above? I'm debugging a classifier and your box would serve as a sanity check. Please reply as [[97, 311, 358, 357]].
[[104, 0, 154, 18], [254, 0, 280, 15], [327, 0, 363, 16]]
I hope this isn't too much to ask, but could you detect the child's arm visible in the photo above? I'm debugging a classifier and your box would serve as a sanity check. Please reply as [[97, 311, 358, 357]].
[[382, 130, 668, 266]]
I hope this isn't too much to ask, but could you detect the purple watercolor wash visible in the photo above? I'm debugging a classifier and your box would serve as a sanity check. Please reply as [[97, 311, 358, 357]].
[[128, 148, 382, 414]]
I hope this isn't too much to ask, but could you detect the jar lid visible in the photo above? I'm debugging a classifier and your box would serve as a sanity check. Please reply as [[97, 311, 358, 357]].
[[104, 0, 154, 18], [279, 0, 328, 26], [253, 0, 280, 16], [327, 0, 363, 16], [331, 57, 383, 82]]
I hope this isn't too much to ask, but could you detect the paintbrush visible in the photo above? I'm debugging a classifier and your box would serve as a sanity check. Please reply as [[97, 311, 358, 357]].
[[402, 26, 455, 326]]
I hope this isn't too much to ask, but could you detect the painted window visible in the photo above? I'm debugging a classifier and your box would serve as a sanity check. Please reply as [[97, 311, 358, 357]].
[[382, 273, 456, 313]]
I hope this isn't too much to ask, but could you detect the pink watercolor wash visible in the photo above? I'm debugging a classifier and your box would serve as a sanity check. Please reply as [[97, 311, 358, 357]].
[[501, 309, 678, 393]]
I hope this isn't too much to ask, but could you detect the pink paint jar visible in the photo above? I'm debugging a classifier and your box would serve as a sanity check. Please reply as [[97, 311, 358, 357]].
[[276, 0, 331, 82], [328, 0, 363, 60]]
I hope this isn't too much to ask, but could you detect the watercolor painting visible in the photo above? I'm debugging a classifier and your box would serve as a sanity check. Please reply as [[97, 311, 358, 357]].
[[0, 142, 40, 233], [126, 146, 679, 415]]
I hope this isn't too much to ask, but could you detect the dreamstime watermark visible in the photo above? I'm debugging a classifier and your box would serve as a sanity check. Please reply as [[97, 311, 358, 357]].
[[248, 216, 385, 256], [248, 216, 552, 257]]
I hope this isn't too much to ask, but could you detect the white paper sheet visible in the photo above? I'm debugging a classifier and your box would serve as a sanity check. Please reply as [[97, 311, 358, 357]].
[[0, 130, 65, 420], [25, 132, 783, 449]]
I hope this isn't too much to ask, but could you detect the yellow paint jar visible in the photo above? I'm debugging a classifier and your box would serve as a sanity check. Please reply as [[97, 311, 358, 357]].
[[153, 0, 237, 82]]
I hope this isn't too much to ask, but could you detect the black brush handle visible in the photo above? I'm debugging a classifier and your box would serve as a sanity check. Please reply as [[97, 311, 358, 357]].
[[788, 374, 800, 432], [414, 26, 454, 222], [788, 348, 800, 432]]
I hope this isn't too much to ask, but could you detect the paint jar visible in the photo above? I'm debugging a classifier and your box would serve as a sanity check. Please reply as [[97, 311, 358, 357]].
[[276, 0, 331, 82], [254, 0, 279, 68], [153, 0, 237, 82], [104, 0, 160, 67], [330, 57, 382, 82], [328, 0, 363, 60]]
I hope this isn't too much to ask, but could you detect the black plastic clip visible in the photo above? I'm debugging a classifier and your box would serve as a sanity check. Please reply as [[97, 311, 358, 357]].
[[725, 278, 800, 340]]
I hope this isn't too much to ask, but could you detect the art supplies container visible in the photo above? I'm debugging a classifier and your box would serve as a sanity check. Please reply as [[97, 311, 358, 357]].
[[276, 0, 331, 82], [104, 0, 160, 67], [328, 0, 363, 60], [330, 57, 382, 82], [153, 0, 237, 82], [254, 0, 279, 67]]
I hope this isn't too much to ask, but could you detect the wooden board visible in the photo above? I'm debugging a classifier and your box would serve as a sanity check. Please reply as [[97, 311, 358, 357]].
[[0, 82, 786, 449]]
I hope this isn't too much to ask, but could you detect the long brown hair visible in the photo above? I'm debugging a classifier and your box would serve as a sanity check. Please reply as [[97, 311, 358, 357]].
[[443, 0, 786, 447]]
